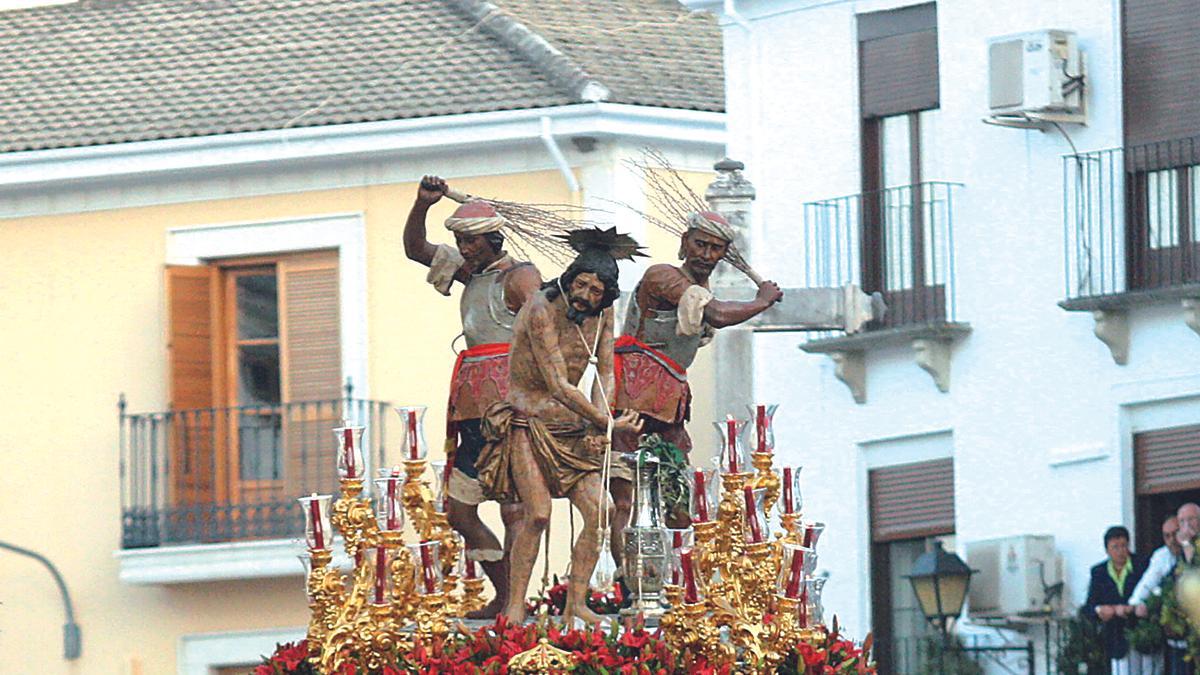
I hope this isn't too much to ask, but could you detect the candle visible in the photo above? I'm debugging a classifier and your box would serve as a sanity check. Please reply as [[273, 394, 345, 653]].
[[785, 548, 805, 599], [465, 557, 478, 580], [407, 410, 419, 460], [307, 494, 325, 550], [804, 523, 818, 548], [799, 588, 810, 628], [756, 404, 767, 454], [343, 428, 357, 477], [419, 543, 437, 593], [373, 547, 388, 604], [726, 415, 738, 473], [439, 460, 454, 512], [386, 468, 402, 530], [743, 486, 763, 543], [783, 467, 794, 514], [680, 548, 699, 603], [693, 469, 710, 522]]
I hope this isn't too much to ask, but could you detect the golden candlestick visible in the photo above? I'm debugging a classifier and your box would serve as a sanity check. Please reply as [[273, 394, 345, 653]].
[[660, 451, 829, 673]]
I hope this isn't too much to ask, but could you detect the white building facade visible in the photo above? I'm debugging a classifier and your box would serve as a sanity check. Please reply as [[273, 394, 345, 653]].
[[685, 0, 1200, 671]]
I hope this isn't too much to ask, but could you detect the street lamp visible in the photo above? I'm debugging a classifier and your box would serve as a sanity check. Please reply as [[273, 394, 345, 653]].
[[906, 540, 974, 636]]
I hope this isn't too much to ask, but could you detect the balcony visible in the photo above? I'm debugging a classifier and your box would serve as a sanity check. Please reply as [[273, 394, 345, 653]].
[[1061, 137, 1200, 363], [116, 396, 390, 583], [799, 182, 970, 402]]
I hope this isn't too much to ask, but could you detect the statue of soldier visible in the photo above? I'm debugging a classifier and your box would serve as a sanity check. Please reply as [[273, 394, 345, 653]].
[[613, 210, 782, 527], [477, 229, 644, 625], [403, 175, 541, 618]]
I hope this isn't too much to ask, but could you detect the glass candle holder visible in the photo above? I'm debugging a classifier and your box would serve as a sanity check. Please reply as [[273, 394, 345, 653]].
[[297, 493, 333, 551], [430, 460, 450, 514], [408, 540, 442, 595], [803, 521, 826, 550], [334, 423, 367, 480], [688, 468, 720, 523], [666, 528, 694, 585], [678, 547, 703, 604], [394, 406, 428, 461], [778, 466, 803, 515], [373, 467, 406, 532], [370, 546, 391, 606], [800, 577, 827, 628], [741, 486, 769, 544], [747, 403, 779, 454], [713, 415, 749, 474], [777, 543, 815, 599]]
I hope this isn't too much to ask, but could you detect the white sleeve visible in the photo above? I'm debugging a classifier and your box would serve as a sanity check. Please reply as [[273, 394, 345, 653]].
[[676, 285, 715, 336], [426, 243, 466, 296], [1129, 548, 1173, 605]]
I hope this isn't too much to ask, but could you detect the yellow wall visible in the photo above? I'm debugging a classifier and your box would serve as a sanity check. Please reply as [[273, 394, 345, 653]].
[[0, 164, 725, 673]]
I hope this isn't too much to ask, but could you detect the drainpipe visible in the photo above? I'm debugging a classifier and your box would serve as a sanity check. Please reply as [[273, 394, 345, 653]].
[[724, 0, 753, 32], [0, 541, 81, 659], [539, 116, 580, 194]]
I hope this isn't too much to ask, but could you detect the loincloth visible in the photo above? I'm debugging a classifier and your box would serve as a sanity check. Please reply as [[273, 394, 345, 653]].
[[613, 336, 691, 425], [477, 403, 628, 502]]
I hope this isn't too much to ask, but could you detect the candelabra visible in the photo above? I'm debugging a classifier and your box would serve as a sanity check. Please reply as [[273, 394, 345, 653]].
[[659, 404, 829, 673], [298, 407, 485, 673]]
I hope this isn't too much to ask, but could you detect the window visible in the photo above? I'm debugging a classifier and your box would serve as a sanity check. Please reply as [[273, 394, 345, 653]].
[[858, 3, 943, 326], [1134, 424, 1200, 554], [165, 250, 342, 542], [869, 458, 955, 674]]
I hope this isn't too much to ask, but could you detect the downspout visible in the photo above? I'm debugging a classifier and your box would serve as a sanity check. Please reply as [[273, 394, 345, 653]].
[[539, 115, 580, 194], [0, 540, 81, 659], [724, 0, 753, 32]]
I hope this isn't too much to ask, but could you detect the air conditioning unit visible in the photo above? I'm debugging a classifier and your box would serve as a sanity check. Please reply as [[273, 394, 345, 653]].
[[965, 535, 1063, 617], [986, 30, 1084, 126]]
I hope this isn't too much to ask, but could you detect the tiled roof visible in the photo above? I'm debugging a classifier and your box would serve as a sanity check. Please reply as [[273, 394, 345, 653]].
[[0, 0, 723, 153]]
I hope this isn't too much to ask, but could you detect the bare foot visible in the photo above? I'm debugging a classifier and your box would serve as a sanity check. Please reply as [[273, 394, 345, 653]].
[[563, 602, 605, 627], [467, 595, 506, 620], [502, 603, 528, 625]]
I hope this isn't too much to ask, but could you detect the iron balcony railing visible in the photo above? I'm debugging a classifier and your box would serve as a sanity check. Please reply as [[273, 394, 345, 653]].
[[1063, 136, 1200, 301], [119, 395, 391, 549], [803, 181, 961, 334]]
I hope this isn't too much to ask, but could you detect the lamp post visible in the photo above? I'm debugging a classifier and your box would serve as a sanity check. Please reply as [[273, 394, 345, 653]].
[[906, 540, 974, 674]]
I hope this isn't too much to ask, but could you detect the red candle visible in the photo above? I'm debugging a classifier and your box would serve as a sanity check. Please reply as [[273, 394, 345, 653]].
[[680, 548, 699, 603], [439, 459, 454, 511], [743, 486, 763, 543], [804, 524, 818, 548], [419, 543, 437, 593], [785, 548, 805, 599], [726, 416, 738, 473], [308, 496, 325, 550], [798, 588, 810, 628], [693, 469, 710, 522], [386, 471, 401, 530], [671, 531, 685, 585], [783, 467, 794, 514], [465, 557, 478, 580], [343, 428, 356, 477], [373, 547, 388, 604], [756, 405, 767, 454], [407, 411, 419, 460]]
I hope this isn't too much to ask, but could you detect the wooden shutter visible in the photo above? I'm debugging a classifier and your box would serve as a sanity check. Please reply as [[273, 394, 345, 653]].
[[1123, 0, 1200, 149], [279, 251, 342, 497], [1135, 424, 1200, 495], [870, 458, 955, 543], [858, 3, 939, 118], [165, 265, 223, 510]]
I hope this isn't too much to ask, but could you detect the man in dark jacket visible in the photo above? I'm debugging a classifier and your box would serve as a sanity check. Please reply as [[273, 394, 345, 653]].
[[1085, 525, 1151, 674]]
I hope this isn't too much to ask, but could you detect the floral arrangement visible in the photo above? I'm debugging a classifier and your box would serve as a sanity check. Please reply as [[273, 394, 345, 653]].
[[524, 576, 624, 617], [254, 616, 875, 674]]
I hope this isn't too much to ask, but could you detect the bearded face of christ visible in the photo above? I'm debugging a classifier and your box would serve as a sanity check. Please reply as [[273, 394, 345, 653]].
[[565, 272, 607, 324]]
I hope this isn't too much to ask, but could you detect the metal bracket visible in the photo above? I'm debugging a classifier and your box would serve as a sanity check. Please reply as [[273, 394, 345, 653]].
[[912, 338, 953, 392], [1092, 309, 1129, 365], [827, 350, 866, 404]]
